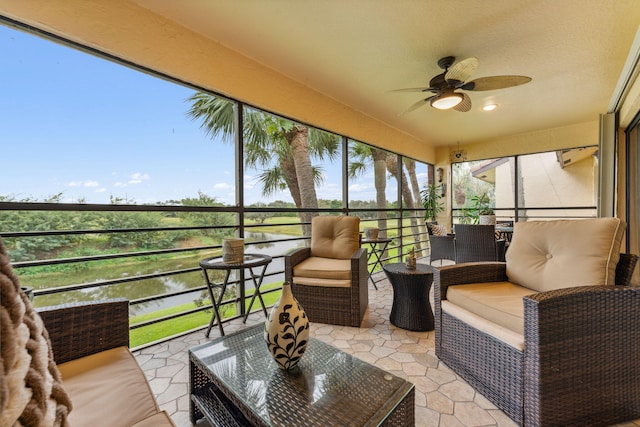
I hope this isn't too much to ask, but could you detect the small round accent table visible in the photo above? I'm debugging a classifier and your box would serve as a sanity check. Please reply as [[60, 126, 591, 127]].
[[199, 253, 272, 337], [382, 263, 434, 331]]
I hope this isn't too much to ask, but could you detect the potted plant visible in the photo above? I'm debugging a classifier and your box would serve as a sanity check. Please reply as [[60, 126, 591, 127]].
[[469, 192, 496, 225], [421, 183, 444, 222]]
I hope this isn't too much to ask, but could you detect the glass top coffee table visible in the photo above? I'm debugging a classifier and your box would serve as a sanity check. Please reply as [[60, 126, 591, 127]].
[[189, 324, 415, 426]]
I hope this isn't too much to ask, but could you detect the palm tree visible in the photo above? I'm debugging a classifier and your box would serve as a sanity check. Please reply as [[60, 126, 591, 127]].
[[404, 158, 429, 242], [186, 94, 340, 236], [386, 154, 423, 252], [348, 142, 389, 236]]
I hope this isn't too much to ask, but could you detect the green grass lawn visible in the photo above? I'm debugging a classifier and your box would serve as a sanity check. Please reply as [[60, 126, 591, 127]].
[[130, 282, 283, 347]]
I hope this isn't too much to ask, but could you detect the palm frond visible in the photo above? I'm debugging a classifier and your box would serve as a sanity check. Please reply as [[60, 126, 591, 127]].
[[257, 167, 287, 196], [185, 93, 235, 143]]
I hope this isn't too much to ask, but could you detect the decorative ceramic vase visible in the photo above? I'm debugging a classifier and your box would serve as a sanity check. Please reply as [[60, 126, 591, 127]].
[[264, 282, 310, 370]]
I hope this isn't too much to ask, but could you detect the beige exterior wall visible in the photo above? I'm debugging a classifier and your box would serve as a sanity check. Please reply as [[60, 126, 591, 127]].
[[433, 121, 599, 227], [494, 152, 597, 221]]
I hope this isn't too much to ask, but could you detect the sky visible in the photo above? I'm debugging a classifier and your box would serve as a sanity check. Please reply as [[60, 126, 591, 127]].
[[0, 24, 424, 206]]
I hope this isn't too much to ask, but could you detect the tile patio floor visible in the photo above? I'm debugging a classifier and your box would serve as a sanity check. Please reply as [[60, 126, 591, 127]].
[[134, 268, 640, 427]]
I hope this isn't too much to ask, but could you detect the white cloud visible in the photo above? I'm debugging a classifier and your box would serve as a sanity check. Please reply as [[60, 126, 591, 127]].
[[96, 188, 107, 193], [114, 182, 127, 188], [68, 180, 100, 188], [128, 172, 150, 184], [214, 182, 232, 190], [349, 183, 371, 192]]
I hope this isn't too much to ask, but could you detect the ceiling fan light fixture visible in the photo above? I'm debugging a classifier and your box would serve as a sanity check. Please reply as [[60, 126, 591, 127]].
[[431, 92, 463, 110]]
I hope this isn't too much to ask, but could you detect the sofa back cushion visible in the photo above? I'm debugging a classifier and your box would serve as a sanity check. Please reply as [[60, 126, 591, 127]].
[[310, 216, 360, 260], [506, 218, 625, 292]]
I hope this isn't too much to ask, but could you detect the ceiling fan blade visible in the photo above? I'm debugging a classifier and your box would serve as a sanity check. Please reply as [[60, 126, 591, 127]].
[[453, 93, 472, 112], [463, 75, 532, 91], [445, 57, 479, 84], [399, 96, 435, 116], [389, 87, 435, 93]]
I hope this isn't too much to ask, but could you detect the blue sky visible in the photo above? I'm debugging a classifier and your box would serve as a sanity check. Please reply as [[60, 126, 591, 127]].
[[0, 24, 420, 206]]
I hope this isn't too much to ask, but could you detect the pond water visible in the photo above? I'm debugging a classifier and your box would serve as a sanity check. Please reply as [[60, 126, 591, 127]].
[[31, 232, 304, 316], [135, 232, 304, 315]]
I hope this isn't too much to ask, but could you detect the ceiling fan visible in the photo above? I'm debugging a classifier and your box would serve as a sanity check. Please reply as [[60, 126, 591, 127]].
[[393, 56, 532, 113]]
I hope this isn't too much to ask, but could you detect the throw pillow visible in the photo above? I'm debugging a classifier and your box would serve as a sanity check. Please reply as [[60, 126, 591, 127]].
[[0, 238, 72, 426], [429, 223, 448, 236]]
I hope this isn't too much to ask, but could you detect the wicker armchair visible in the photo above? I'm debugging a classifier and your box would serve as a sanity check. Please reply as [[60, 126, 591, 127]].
[[285, 216, 368, 327], [427, 222, 455, 265], [434, 218, 640, 426], [453, 224, 506, 263]]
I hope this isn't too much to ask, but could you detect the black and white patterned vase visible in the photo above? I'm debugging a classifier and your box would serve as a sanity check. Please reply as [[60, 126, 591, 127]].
[[264, 282, 309, 370]]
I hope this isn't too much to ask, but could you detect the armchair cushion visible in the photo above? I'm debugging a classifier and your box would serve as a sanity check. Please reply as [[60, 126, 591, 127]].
[[506, 218, 625, 292], [310, 216, 360, 259], [428, 223, 448, 236], [293, 257, 352, 285], [446, 281, 533, 335]]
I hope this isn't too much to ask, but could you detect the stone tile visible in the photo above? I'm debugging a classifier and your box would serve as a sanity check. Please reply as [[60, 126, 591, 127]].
[[156, 382, 188, 406], [155, 362, 184, 378], [147, 377, 171, 395], [389, 351, 415, 363], [409, 375, 440, 394], [416, 406, 441, 427], [439, 381, 476, 402], [439, 414, 466, 427], [402, 361, 428, 376], [453, 401, 497, 426], [427, 391, 454, 414], [375, 356, 403, 372], [351, 351, 379, 365], [369, 345, 395, 358], [140, 356, 167, 370], [426, 367, 457, 385]]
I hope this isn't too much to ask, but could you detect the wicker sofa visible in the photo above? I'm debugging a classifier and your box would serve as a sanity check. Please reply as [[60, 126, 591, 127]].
[[38, 299, 176, 426], [1, 233, 175, 427], [434, 218, 640, 426]]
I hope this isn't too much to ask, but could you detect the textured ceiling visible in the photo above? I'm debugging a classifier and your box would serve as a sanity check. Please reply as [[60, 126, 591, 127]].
[[136, 0, 640, 147]]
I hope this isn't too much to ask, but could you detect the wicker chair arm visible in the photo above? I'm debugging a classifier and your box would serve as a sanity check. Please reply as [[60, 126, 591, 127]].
[[350, 247, 368, 287], [433, 262, 507, 301], [284, 247, 311, 282], [524, 285, 640, 324], [38, 298, 129, 364], [350, 247, 367, 262], [522, 285, 640, 423], [496, 239, 506, 262], [616, 253, 639, 285]]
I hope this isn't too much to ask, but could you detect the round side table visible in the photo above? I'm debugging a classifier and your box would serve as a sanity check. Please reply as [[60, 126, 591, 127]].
[[199, 253, 272, 337], [382, 263, 434, 331]]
